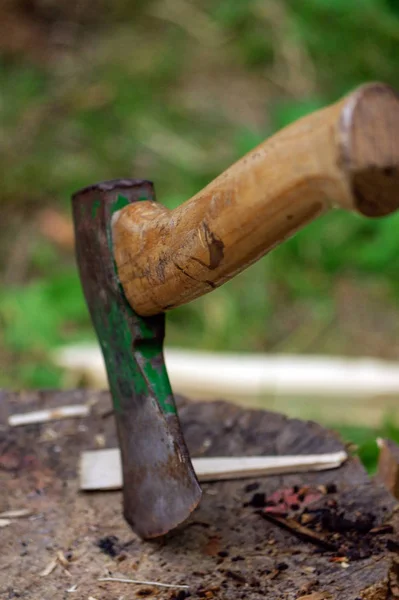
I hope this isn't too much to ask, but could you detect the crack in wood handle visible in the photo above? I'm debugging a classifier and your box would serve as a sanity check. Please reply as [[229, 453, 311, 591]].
[[113, 82, 399, 316]]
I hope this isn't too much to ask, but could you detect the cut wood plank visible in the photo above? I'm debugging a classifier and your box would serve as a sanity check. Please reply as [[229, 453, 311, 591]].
[[8, 404, 90, 427], [79, 448, 348, 491]]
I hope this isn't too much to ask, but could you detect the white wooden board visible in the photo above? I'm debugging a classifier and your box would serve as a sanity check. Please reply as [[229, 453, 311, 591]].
[[79, 448, 348, 491]]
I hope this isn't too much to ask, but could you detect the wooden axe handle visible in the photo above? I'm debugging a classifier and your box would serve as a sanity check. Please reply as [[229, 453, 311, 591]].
[[113, 83, 399, 316]]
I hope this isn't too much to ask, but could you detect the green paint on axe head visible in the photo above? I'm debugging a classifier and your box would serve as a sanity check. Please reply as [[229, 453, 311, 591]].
[[72, 179, 201, 539]]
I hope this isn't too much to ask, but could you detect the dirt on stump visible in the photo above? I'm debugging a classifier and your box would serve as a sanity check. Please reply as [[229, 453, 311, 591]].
[[0, 389, 398, 599]]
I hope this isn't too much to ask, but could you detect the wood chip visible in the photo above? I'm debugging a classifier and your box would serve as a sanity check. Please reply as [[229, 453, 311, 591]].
[[9, 405, 90, 427], [0, 519, 11, 528], [80, 448, 347, 491], [40, 558, 58, 577], [57, 551, 70, 568], [66, 584, 78, 593], [98, 577, 189, 589], [298, 594, 332, 600], [40, 553, 72, 578], [377, 438, 399, 499], [0, 509, 32, 519], [95, 434, 106, 448]]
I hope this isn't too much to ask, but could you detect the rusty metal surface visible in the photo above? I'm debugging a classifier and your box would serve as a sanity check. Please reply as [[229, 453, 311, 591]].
[[72, 180, 201, 538]]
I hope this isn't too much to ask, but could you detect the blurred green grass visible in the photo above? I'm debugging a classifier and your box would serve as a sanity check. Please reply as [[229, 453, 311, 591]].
[[1, 1, 399, 468]]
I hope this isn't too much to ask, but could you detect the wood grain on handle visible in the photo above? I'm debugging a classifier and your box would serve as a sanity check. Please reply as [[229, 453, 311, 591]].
[[113, 83, 399, 316]]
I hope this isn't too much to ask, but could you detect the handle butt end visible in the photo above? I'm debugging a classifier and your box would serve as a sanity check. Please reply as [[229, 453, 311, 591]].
[[340, 83, 399, 218]]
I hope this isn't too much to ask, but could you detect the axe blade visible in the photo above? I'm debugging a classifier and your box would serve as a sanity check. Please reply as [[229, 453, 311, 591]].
[[72, 179, 201, 539]]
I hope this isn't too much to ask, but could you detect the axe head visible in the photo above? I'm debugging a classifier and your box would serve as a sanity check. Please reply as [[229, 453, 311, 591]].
[[72, 179, 202, 539]]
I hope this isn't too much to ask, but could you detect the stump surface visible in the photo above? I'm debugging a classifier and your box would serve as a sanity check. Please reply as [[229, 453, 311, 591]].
[[0, 390, 398, 599]]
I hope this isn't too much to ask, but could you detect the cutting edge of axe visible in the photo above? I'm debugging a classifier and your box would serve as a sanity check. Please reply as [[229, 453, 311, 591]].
[[72, 81, 399, 540], [111, 82, 399, 316]]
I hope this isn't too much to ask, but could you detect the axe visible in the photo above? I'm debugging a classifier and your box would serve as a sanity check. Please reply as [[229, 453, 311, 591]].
[[72, 82, 399, 539]]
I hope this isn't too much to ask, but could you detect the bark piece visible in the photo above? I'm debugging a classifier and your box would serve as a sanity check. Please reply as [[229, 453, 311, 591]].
[[377, 437, 399, 499]]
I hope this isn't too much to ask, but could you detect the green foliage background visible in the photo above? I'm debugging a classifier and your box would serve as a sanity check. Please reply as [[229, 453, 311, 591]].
[[1, 0, 399, 468]]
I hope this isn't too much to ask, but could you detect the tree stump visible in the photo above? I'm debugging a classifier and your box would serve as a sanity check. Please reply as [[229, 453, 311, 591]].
[[1, 390, 398, 599]]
